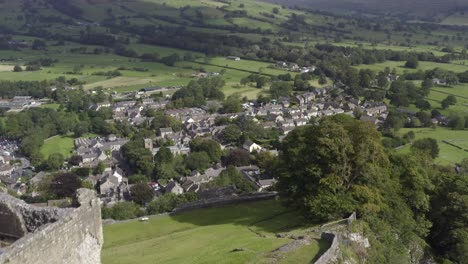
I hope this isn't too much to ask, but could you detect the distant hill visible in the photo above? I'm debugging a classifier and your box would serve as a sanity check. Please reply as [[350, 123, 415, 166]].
[[262, 0, 468, 18]]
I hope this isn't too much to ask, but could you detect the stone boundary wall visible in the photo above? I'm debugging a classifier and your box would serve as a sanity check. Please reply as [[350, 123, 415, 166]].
[[314, 232, 339, 264], [171, 192, 277, 214], [313, 212, 357, 264], [0, 189, 103, 264]]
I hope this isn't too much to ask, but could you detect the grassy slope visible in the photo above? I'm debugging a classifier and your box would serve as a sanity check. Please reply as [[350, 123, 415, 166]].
[[40, 133, 97, 159], [40, 135, 75, 159], [102, 200, 324, 264], [397, 127, 468, 164]]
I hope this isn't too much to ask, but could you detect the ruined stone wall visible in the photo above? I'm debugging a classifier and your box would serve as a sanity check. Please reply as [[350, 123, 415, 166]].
[[0, 189, 103, 264]]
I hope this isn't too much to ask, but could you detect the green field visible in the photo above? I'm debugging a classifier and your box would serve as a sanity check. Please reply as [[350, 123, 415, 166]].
[[40, 135, 75, 159], [40, 133, 97, 159], [355, 60, 468, 74], [102, 200, 327, 264], [398, 127, 468, 164]]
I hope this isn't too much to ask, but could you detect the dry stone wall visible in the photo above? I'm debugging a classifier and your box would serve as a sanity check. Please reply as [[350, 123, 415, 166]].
[[0, 189, 103, 264], [172, 192, 277, 213]]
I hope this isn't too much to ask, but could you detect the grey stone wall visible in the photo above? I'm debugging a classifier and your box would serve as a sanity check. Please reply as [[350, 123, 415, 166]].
[[313, 212, 357, 264], [0, 189, 103, 264], [314, 233, 339, 264], [172, 192, 277, 213]]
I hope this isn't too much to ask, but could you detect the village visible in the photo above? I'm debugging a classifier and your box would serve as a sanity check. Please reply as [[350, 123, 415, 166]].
[[0, 78, 395, 208]]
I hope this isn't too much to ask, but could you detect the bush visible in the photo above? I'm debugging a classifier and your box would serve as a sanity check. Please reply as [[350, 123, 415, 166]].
[[146, 192, 199, 215], [102, 202, 143, 220], [13, 65, 22, 72]]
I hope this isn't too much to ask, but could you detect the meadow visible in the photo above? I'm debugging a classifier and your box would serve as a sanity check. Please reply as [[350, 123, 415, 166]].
[[102, 200, 327, 264], [40, 135, 75, 159], [397, 127, 468, 165], [40, 133, 97, 159], [355, 60, 468, 74]]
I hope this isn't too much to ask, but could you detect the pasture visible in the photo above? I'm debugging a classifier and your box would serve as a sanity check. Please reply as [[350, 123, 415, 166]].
[[102, 200, 326, 264], [40, 135, 75, 159], [355, 60, 468, 74], [397, 127, 468, 165]]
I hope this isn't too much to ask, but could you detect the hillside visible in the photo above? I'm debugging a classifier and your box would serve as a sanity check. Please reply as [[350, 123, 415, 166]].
[[263, 0, 468, 19], [102, 200, 327, 264]]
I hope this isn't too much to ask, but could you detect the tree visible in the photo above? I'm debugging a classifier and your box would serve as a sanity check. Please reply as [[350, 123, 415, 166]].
[[47, 153, 64, 170], [49, 172, 82, 198], [276, 117, 389, 221], [189, 139, 222, 163], [128, 174, 149, 184], [377, 72, 389, 88], [13, 65, 22, 72], [69, 155, 83, 166], [102, 202, 141, 220], [222, 148, 251, 167], [223, 94, 242, 113], [447, 114, 466, 130], [154, 146, 173, 164], [219, 124, 242, 145], [269, 82, 292, 99], [420, 79, 433, 96], [130, 183, 154, 205], [405, 57, 419, 69], [411, 138, 439, 159], [318, 75, 327, 85], [441, 95, 457, 109], [202, 166, 256, 193], [415, 99, 431, 111], [185, 152, 211, 171], [32, 39, 46, 50], [272, 7, 279, 14]]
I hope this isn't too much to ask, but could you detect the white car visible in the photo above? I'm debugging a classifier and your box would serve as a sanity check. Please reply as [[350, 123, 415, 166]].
[[140, 217, 149, 221]]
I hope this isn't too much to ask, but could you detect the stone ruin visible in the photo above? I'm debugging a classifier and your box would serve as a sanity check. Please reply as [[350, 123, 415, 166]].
[[0, 188, 103, 264]]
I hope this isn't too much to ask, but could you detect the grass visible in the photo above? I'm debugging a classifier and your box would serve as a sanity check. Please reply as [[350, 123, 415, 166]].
[[102, 200, 324, 264], [40, 133, 97, 159], [39, 103, 61, 110], [40, 135, 75, 159], [397, 127, 468, 165], [355, 60, 468, 74]]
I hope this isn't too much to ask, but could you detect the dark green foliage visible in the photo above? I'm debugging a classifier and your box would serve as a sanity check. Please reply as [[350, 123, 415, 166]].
[[387, 80, 419, 107], [121, 140, 154, 176], [146, 192, 199, 215], [202, 166, 256, 193], [219, 124, 242, 145], [185, 152, 211, 171], [411, 138, 439, 159], [269, 81, 293, 99], [47, 153, 64, 170], [222, 148, 251, 167], [172, 77, 225, 107], [128, 174, 149, 184], [441, 95, 457, 109], [189, 138, 222, 163], [130, 183, 154, 205], [222, 94, 242, 113], [102, 202, 142, 220], [405, 57, 419, 69], [148, 110, 182, 132], [49, 172, 82, 198], [13, 65, 22, 72]]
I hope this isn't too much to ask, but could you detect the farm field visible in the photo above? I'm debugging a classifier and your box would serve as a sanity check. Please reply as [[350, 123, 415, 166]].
[[102, 200, 327, 264], [397, 127, 468, 165], [355, 60, 468, 74]]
